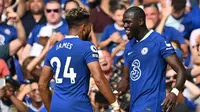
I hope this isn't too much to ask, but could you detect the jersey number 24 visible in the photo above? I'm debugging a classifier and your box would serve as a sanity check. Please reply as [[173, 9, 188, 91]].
[[50, 57, 77, 84]]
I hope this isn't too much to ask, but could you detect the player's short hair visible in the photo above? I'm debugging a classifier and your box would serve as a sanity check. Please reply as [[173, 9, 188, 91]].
[[126, 6, 146, 25], [65, 7, 90, 27]]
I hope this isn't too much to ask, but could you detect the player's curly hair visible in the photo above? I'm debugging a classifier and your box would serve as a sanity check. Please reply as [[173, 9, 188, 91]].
[[65, 7, 90, 27]]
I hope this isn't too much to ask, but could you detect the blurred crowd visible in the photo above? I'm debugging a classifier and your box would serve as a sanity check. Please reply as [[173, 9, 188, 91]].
[[0, 0, 200, 112]]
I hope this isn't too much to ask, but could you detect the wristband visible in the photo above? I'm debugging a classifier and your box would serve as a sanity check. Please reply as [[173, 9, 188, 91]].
[[171, 88, 179, 96], [111, 100, 120, 110]]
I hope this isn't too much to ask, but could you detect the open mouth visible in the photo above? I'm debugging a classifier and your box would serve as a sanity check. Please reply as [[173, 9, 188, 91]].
[[102, 63, 108, 66]]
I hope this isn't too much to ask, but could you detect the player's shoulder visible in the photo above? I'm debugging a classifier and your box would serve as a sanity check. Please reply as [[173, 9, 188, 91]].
[[151, 31, 169, 43], [80, 40, 95, 48]]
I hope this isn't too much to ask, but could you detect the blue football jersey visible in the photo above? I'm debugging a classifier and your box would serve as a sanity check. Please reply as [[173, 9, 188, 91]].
[[0, 23, 17, 45], [162, 26, 185, 44], [124, 30, 175, 112], [181, 5, 200, 39], [44, 36, 99, 112], [27, 19, 69, 46], [100, 23, 127, 64]]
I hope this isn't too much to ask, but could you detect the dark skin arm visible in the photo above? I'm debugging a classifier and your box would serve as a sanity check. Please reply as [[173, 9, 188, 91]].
[[162, 54, 186, 112], [117, 66, 130, 95], [88, 61, 120, 112], [38, 66, 53, 112]]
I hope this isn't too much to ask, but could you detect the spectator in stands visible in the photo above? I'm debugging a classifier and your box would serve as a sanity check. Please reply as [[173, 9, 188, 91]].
[[89, 0, 114, 41], [99, 3, 127, 64], [1, 0, 26, 22], [0, 0, 26, 61], [22, 0, 47, 37], [63, 0, 98, 47], [94, 91, 111, 112], [27, 81, 47, 112], [0, 79, 28, 112], [181, 0, 200, 39], [165, 0, 187, 32], [64, 0, 79, 14], [21, 0, 68, 62], [144, 3, 188, 58]]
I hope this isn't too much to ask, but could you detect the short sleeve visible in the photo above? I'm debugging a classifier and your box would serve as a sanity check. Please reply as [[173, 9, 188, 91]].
[[100, 25, 110, 42], [27, 31, 35, 46], [124, 45, 129, 66], [159, 36, 175, 59], [181, 13, 193, 39], [84, 44, 99, 64], [27, 26, 41, 46], [44, 51, 51, 67]]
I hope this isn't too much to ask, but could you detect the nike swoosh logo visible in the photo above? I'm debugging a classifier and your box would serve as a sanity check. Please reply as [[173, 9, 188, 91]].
[[128, 52, 133, 55]]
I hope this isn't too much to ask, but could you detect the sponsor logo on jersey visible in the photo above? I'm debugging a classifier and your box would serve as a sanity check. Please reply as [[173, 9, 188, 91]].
[[130, 59, 141, 81]]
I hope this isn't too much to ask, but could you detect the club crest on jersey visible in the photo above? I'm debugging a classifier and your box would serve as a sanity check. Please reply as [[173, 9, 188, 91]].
[[4, 29, 11, 35], [130, 59, 141, 81], [141, 47, 148, 55]]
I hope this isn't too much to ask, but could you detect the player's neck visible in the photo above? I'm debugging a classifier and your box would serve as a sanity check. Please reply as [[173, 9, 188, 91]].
[[68, 29, 78, 36], [136, 28, 149, 41]]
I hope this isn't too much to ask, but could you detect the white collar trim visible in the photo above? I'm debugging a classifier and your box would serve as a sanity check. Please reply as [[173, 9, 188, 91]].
[[47, 21, 63, 29], [65, 35, 79, 38], [114, 23, 124, 31], [137, 30, 154, 42]]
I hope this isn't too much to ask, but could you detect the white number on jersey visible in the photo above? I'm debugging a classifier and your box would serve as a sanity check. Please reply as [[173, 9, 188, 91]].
[[50, 57, 77, 84]]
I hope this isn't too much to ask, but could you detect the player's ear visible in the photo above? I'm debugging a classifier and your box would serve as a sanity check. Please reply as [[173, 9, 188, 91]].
[[80, 24, 85, 31], [138, 18, 144, 26]]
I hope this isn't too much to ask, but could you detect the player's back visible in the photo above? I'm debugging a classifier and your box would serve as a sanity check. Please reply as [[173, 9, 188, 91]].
[[44, 36, 98, 112]]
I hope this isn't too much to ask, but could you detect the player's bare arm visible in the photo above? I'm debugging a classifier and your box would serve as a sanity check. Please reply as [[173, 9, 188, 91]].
[[117, 66, 130, 95], [162, 54, 186, 112], [88, 61, 121, 112], [39, 66, 53, 112]]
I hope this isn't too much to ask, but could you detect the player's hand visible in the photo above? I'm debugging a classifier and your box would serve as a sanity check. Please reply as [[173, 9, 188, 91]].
[[110, 32, 123, 43], [49, 32, 64, 46], [161, 92, 177, 112]]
